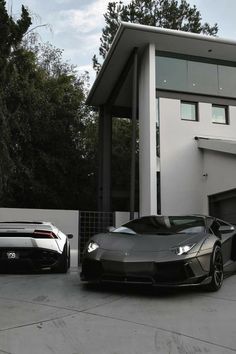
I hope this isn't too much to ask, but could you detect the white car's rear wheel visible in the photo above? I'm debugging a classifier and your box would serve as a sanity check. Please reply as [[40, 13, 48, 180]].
[[54, 244, 69, 273]]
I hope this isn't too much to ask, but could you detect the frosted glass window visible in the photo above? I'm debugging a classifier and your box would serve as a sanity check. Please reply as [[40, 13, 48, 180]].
[[181, 102, 198, 121], [188, 61, 218, 95], [156, 57, 187, 91], [212, 105, 228, 124], [156, 55, 236, 99], [218, 65, 236, 97]]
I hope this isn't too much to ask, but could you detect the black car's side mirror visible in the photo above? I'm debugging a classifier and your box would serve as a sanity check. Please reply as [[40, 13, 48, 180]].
[[219, 225, 235, 234], [67, 234, 74, 239], [107, 226, 115, 232]]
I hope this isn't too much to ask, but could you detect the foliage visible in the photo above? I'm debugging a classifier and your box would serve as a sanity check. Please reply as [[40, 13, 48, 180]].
[[0, 1, 97, 210], [0, 0, 31, 203], [93, 0, 218, 71], [112, 118, 139, 211]]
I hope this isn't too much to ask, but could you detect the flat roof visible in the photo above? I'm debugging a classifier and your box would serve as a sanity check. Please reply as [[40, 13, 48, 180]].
[[87, 22, 236, 107]]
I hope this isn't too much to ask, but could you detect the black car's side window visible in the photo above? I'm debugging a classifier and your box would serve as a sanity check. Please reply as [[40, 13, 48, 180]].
[[206, 217, 221, 237], [212, 221, 221, 238], [206, 217, 214, 234]]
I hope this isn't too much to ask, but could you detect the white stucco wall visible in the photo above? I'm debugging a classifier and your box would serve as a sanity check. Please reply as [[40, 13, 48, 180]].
[[159, 99, 236, 215], [139, 44, 157, 216], [202, 151, 236, 214]]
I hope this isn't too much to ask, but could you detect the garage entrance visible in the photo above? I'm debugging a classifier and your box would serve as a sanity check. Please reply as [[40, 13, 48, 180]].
[[209, 189, 236, 224]]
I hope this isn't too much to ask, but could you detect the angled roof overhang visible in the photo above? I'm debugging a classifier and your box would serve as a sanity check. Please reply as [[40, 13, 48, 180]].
[[196, 137, 236, 155], [86, 22, 236, 107]]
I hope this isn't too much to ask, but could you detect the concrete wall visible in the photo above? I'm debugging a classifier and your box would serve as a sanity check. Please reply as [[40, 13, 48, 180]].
[[159, 99, 236, 215], [202, 151, 236, 214], [139, 44, 157, 216], [0, 208, 79, 266]]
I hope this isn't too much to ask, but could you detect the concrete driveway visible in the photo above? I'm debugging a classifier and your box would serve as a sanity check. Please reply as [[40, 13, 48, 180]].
[[0, 266, 236, 354]]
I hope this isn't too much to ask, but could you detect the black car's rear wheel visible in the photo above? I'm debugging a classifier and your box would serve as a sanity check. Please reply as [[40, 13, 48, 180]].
[[206, 245, 223, 291]]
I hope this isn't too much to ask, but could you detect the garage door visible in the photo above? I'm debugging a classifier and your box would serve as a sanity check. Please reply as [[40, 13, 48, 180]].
[[209, 189, 236, 224]]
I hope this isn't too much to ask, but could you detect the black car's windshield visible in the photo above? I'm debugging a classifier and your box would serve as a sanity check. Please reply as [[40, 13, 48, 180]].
[[112, 216, 205, 235]]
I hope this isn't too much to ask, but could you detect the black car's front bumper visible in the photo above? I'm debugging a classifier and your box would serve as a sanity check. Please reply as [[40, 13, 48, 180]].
[[81, 255, 211, 287]]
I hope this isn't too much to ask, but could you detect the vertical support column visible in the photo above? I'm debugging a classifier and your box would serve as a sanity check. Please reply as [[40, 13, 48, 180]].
[[130, 48, 138, 220], [139, 43, 157, 216], [97, 107, 104, 211], [97, 105, 112, 212]]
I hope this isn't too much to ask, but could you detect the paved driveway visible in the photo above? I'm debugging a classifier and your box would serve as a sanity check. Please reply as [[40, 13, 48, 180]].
[[0, 266, 236, 354]]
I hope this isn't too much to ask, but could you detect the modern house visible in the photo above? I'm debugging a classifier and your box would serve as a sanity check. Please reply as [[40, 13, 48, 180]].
[[86, 22, 236, 224]]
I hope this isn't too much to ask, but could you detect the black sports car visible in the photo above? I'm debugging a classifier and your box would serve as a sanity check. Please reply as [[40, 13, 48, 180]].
[[81, 215, 236, 291]]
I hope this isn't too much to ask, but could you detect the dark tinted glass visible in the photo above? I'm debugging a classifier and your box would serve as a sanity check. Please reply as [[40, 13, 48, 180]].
[[218, 65, 236, 97], [188, 61, 218, 95], [156, 56, 188, 91], [114, 216, 205, 235], [156, 55, 236, 99]]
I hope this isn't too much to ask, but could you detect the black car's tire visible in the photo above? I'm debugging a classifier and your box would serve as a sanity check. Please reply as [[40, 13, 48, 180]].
[[206, 245, 223, 292], [54, 244, 69, 273]]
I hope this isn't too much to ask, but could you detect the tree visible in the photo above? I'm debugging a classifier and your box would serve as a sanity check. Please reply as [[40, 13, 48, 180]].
[[3, 41, 98, 210], [93, 0, 218, 71], [0, 1, 98, 210], [0, 0, 31, 202], [111, 118, 139, 211]]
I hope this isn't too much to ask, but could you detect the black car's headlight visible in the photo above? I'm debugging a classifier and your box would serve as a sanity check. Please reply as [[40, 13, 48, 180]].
[[87, 241, 99, 253], [172, 244, 196, 256]]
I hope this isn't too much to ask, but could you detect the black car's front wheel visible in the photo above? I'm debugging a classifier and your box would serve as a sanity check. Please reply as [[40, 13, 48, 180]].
[[206, 245, 223, 292]]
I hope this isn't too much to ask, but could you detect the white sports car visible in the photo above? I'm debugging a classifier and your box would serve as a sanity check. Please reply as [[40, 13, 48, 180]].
[[0, 221, 73, 272]]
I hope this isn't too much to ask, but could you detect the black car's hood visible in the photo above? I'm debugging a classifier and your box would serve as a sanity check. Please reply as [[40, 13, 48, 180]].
[[95, 232, 206, 252]]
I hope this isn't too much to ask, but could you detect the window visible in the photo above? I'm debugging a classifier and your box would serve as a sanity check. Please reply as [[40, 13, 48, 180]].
[[212, 105, 228, 124], [112, 216, 205, 235], [156, 55, 236, 98], [188, 61, 218, 95], [181, 101, 198, 121], [218, 65, 236, 97], [156, 56, 188, 92]]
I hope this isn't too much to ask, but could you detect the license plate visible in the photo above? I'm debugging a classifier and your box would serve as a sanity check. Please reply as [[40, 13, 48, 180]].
[[7, 251, 19, 259]]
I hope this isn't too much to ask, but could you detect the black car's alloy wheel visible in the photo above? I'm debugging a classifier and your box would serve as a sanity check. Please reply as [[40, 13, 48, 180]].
[[206, 245, 223, 291]]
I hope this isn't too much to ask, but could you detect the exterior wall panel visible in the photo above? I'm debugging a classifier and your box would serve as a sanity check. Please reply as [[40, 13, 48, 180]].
[[159, 99, 236, 215], [202, 151, 236, 215]]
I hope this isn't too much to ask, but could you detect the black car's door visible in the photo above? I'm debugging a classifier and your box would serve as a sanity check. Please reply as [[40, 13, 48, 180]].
[[217, 219, 236, 271], [207, 217, 233, 265]]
